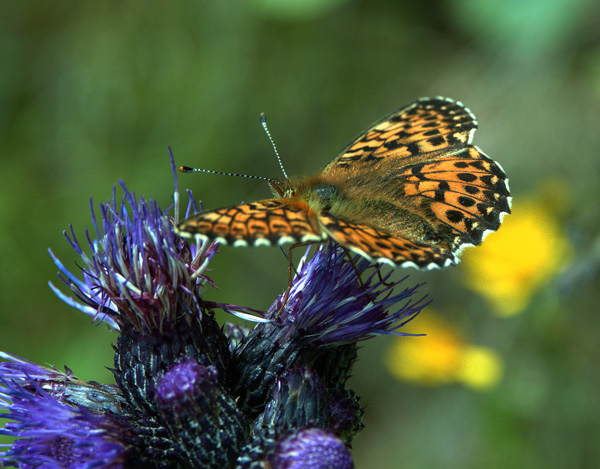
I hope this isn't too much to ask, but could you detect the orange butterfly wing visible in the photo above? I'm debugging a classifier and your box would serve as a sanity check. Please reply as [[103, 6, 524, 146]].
[[318, 213, 456, 268], [175, 199, 323, 246], [398, 146, 510, 244], [325, 97, 478, 171], [318, 97, 510, 269]]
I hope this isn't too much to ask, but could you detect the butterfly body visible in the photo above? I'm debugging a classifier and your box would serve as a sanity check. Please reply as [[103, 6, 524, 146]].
[[177, 97, 511, 269], [292, 173, 438, 244]]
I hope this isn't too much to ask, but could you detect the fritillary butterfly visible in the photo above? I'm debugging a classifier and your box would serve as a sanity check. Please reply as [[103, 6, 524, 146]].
[[176, 97, 511, 269]]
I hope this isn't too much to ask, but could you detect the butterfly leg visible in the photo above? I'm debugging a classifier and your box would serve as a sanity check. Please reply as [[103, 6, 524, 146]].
[[274, 241, 319, 318], [339, 246, 379, 302], [375, 265, 395, 288]]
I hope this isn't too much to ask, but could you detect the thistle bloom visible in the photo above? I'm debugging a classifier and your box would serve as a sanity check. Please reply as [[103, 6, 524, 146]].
[[0, 353, 127, 467], [269, 427, 353, 469], [1, 161, 427, 467]]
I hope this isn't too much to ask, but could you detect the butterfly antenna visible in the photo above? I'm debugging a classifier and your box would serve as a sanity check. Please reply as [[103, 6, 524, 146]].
[[260, 113, 289, 181], [178, 166, 279, 184]]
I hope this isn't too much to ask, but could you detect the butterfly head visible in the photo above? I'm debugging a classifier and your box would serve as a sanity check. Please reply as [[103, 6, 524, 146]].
[[268, 178, 294, 198]]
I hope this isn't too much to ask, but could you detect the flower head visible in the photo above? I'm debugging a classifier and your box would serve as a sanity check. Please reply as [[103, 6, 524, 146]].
[[273, 244, 427, 344], [233, 243, 427, 415], [460, 197, 572, 316], [154, 359, 248, 466], [385, 309, 504, 390], [49, 178, 217, 332], [269, 427, 354, 469], [0, 354, 126, 468]]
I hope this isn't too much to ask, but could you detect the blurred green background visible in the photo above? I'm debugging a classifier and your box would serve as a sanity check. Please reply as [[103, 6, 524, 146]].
[[1, 0, 599, 467]]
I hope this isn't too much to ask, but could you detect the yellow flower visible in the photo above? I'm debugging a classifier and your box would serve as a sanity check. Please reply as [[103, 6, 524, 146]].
[[385, 309, 503, 390], [460, 197, 571, 316]]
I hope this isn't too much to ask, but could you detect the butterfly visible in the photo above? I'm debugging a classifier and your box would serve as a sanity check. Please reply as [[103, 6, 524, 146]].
[[175, 97, 511, 269]]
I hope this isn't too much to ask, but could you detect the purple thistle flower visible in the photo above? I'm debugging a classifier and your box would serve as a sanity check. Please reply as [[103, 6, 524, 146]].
[[232, 243, 428, 415], [273, 244, 427, 343], [0, 354, 126, 468], [269, 427, 354, 469], [154, 359, 248, 466], [48, 179, 217, 332], [0, 353, 126, 415], [1, 153, 428, 467]]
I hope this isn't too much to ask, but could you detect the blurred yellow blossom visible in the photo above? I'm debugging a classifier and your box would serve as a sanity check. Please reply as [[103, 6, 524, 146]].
[[385, 309, 503, 390], [460, 197, 571, 316]]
